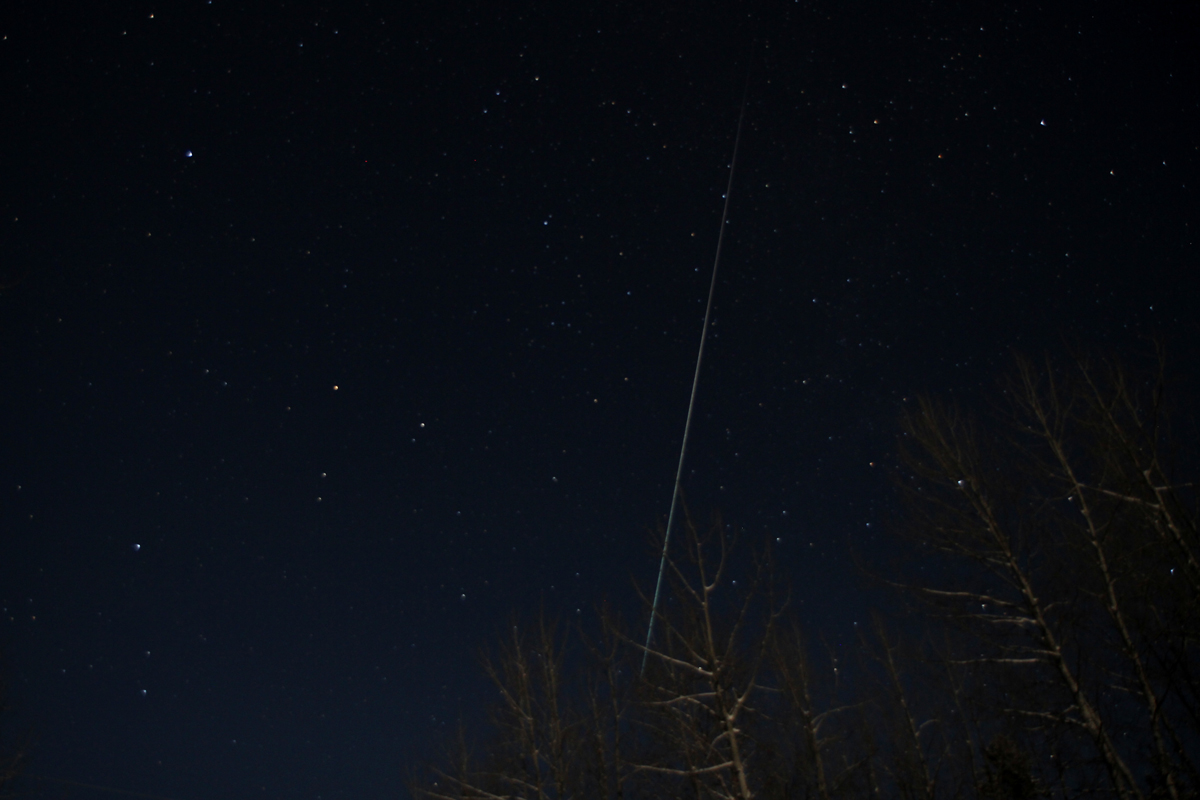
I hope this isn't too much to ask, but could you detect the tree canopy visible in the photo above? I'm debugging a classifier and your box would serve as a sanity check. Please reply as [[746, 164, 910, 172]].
[[412, 351, 1199, 800]]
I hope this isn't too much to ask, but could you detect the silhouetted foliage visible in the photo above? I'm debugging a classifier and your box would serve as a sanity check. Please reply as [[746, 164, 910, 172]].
[[0, 669, 28, 799], [979, 736, 1039, 800]]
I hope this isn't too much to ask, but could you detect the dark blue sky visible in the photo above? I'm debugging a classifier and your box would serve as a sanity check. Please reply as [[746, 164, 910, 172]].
[[1, 1, 1195, 798]]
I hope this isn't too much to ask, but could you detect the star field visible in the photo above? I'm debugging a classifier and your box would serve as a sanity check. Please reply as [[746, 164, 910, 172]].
[[0, 2, 1195, 798]]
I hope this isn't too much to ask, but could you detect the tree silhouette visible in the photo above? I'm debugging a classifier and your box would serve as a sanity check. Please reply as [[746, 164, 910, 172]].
[[895, 350, 1198, 799], [0, 669, 28, 799], [412, 349, 1198, 800]]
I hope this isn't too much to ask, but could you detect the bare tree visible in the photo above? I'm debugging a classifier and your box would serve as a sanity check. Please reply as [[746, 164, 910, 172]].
[[894, 351, 1198, 800], [416, 616, 593, 800], [412, 348, 1196, 800], [413, 513, 1001, 800], [769, 621, 836, 800], [632, 513, 781, 800], [769, 620, 888, 800]]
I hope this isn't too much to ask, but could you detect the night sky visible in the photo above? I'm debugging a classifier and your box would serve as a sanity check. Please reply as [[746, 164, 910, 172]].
[[1, 2, 1196, 798]]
